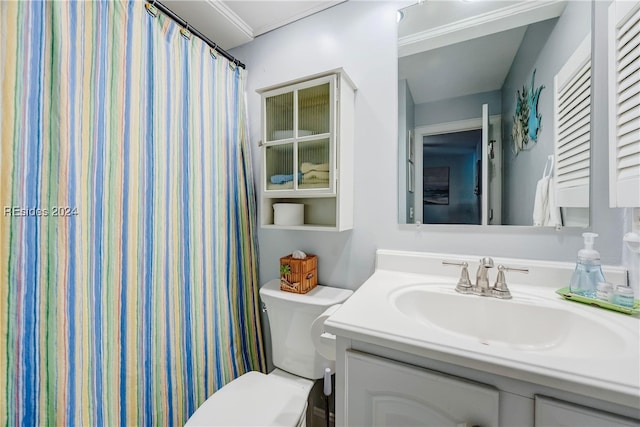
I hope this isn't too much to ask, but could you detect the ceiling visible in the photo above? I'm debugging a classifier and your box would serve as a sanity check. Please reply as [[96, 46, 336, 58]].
[[399, 26, 527, 105], [397, 0, 567, 105], [162, 0, 344, 51]]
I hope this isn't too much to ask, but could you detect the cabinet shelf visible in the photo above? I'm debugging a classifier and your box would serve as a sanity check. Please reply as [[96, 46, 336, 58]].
[[261, 224, 342, 232]]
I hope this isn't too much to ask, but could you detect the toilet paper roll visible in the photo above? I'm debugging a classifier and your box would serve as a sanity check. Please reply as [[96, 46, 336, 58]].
[[310, 304, 343, 361]]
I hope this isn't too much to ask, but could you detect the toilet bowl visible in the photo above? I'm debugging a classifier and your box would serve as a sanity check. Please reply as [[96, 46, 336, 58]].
[[185, 279, 352, 426]]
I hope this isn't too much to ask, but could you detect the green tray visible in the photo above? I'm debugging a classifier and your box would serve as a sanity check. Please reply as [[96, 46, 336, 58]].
[[556, 287, 640, 315]]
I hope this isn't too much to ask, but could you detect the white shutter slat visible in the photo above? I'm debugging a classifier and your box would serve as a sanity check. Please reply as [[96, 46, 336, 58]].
[[617, 75, 640, 103], [557, 168, 590, 185], [615, 141, 640, 178], [617, 92, 640, 118], [617, 6, 640, 46], [618, 40, 640, 76], [558, 144, 590, 165], [616, 113, 640, 138], [558, 64, 590, 105], [618, 73, 640, 99], [557, 177, 589, 189], [558, 88, 590, 127], [619, 169, 640, 180], [557, 131, 590, 154], [558, 152, 589, 174], [617, 128, 640, 150], [618, 167, 640, 180], [558, 114, 590, 142]]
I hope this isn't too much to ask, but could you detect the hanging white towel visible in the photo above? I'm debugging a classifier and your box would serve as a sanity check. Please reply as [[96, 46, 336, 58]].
[[547, 177, 561, 227], [533, 156, 561, 227], [533, 177, 549, 226]]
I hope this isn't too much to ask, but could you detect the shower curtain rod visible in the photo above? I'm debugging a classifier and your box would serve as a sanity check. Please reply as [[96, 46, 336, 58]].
[[148, 0, 246, 69]]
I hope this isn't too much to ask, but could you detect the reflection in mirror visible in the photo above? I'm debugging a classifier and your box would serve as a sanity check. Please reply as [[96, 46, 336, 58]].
[[398, 1, 591, 227]]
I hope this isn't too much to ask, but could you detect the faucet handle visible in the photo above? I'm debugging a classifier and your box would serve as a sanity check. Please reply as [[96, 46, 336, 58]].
[[492, 265, 529, 299], [443, 261, 473, 294]]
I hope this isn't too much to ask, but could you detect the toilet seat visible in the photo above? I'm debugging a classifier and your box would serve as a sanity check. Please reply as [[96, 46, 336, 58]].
[[185, 370, 313, 426]]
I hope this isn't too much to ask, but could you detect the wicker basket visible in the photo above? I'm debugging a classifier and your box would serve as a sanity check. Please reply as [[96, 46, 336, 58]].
[[280, 254, 318, 294]]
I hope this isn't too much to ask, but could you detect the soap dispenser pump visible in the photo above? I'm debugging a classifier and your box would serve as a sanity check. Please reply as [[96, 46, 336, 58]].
[[569, 232, 605, 298]]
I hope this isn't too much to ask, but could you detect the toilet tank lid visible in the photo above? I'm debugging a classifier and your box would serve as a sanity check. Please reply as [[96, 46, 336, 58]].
[[260, 279, 353, 307]]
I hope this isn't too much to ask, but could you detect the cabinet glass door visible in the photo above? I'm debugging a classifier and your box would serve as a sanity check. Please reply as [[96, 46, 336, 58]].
[[298, 83, 330, 137], [298, 138, 331, 190], [265, 143, 294, 190], [263, 76, 335, 193], [265, 91, 294, 142]]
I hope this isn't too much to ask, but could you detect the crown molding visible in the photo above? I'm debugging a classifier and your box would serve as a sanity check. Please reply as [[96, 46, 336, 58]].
[[206, 0, 254, 40], [399, 0, 567, 58], [251, 1, 344, 37]]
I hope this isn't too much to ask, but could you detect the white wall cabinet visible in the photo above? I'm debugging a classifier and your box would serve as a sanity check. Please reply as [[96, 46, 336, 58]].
[[345, 351, 499, 427], [257, 70, 356, 231]]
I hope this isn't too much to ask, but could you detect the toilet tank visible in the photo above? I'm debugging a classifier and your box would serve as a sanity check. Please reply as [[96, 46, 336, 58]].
[[259, 279, 352, 379]]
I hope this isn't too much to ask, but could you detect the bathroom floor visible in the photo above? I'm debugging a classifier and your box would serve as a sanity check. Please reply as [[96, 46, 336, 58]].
[[307, 378, 335, 427]]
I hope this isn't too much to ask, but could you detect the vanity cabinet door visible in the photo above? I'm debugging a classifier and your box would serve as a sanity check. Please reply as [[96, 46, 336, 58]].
[[345, 351, 499, 427], [534, 396, 639, 427]]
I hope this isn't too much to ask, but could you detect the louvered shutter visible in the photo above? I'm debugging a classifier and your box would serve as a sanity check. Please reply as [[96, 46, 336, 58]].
[[554, 35, 591, 208], [609, 0, 640, 207]]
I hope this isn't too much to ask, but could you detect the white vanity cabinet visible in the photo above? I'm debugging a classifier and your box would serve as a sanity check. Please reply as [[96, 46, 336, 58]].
[[257, 70, 356, 231], [345, 351, 499, 427], [338, 343, 640, 427]]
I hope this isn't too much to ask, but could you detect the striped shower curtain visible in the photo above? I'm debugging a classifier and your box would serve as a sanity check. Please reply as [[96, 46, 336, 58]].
[[0, 1, 265, 425]]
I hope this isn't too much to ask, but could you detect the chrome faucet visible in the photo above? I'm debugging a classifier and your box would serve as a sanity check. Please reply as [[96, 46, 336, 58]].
[[473, 257, 495, 295]]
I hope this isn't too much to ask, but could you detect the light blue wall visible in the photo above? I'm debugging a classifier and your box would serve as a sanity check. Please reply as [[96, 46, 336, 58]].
[[230, 0, 624, 294], [501, 2, 591, 225], [415, 90, 502, 127]]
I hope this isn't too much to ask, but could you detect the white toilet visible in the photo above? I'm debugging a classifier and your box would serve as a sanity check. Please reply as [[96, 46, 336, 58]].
[[185, 278, 352, 427]]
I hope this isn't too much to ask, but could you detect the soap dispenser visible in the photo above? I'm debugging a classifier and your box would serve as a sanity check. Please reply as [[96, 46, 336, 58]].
[[569, 232, 605, 298]]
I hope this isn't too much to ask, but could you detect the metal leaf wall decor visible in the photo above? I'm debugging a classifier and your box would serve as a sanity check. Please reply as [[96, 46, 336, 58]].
[[512, 69, 544, 155]]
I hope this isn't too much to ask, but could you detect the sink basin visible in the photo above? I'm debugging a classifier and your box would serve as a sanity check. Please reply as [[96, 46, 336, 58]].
[[390, 284, 627, 354]]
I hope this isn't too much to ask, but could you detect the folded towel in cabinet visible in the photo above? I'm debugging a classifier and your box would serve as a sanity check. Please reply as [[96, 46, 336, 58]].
[[300, 162, 330, 174], [267, 181, 293, 190], [303, 170, 330, 181], [301, 178, 329, 185], [270, 172, 302, 184]]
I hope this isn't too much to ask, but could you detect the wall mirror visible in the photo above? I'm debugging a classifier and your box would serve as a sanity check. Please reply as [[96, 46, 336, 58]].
[[398, 0, 592, 227]]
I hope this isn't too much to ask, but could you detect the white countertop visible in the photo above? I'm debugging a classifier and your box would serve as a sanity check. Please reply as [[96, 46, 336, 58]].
[[325, 250, 640, 409]]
